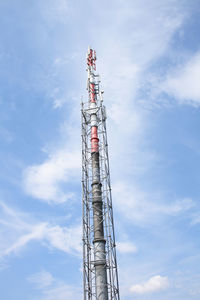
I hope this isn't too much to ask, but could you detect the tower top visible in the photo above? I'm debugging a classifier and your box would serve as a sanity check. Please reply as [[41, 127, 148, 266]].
[[87, 47, 96, 70]]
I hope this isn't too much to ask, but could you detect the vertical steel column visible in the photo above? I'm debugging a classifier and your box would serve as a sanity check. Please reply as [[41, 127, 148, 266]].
[[82, 47, 120, 300], [89, 48, 108, 300]]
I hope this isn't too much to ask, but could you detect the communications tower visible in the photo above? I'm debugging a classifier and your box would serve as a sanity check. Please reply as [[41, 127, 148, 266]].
[[81, 48, 120, 300]]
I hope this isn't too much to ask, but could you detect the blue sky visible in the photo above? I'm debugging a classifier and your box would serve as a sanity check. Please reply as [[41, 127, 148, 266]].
[[0, 0, 200, 299]]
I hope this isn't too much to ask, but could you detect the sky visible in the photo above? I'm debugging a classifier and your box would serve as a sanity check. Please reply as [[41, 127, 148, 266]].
[[0, 0, 200, 299]]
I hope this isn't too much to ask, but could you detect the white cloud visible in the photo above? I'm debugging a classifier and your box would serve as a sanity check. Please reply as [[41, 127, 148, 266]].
[[41, 283, 81, 300], [163, 52, 200, 105], [28, 270, 54, 289], [28, 270, 81, 300], [89, 0, 186, 185], [23, 149, 80, 203], [113, 182, 194, 225], [22, 0, 187, 208], [2, 223, 81, 258], [130, 275, 169, 294], [53, 98, 67, 109], [97, 0, 184, 105], [117, 241, 138, 254], [44, 224, 82, 255], [3, 223, 47, 256], [192, 216, 200, 225], [0, 201, 81, 259]]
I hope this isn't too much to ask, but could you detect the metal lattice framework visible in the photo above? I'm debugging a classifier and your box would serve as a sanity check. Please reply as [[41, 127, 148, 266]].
[[81, 48, 120, 300]]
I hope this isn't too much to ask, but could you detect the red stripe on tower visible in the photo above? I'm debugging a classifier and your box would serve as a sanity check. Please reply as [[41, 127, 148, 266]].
[[91, 126, 99, 153]]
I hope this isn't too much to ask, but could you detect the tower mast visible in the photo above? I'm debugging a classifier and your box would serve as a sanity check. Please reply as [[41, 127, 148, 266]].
[[82, 48, 120, 300]]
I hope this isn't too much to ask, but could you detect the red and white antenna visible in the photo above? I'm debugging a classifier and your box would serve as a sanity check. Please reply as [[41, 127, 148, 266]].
[[87, 47, 96, 70]]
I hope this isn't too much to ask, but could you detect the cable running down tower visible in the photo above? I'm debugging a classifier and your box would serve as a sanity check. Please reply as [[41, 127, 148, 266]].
[[81, 48, 120, 300]]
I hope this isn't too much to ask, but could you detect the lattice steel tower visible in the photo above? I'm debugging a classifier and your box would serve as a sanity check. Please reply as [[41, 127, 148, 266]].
[[81, 47, 120, 300]]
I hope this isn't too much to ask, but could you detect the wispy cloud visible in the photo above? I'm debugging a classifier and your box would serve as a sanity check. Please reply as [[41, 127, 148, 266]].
[[28, 270, 81, 300], [90, 0, 187, 187], [0, 201, 81, 259], [113, 182, 194, 225], [21, 0, 187, 208], [4, 223, 47, 256], [162, 52, 200, 105], [130, 275, 169, 294], [117, 241, 138, 254], [28, 270, 54, 289], [3, 223, 82, 257], [23, 149, 80, 203]]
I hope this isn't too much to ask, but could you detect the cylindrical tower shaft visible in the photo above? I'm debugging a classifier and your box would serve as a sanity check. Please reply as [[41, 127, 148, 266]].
[[82, 47, 120, 300], [88, 48, 108, 300], [92, 151, 108, 299]]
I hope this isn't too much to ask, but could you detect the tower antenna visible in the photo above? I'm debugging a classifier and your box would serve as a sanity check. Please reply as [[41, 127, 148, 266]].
[[82, 48, 120, 299]]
